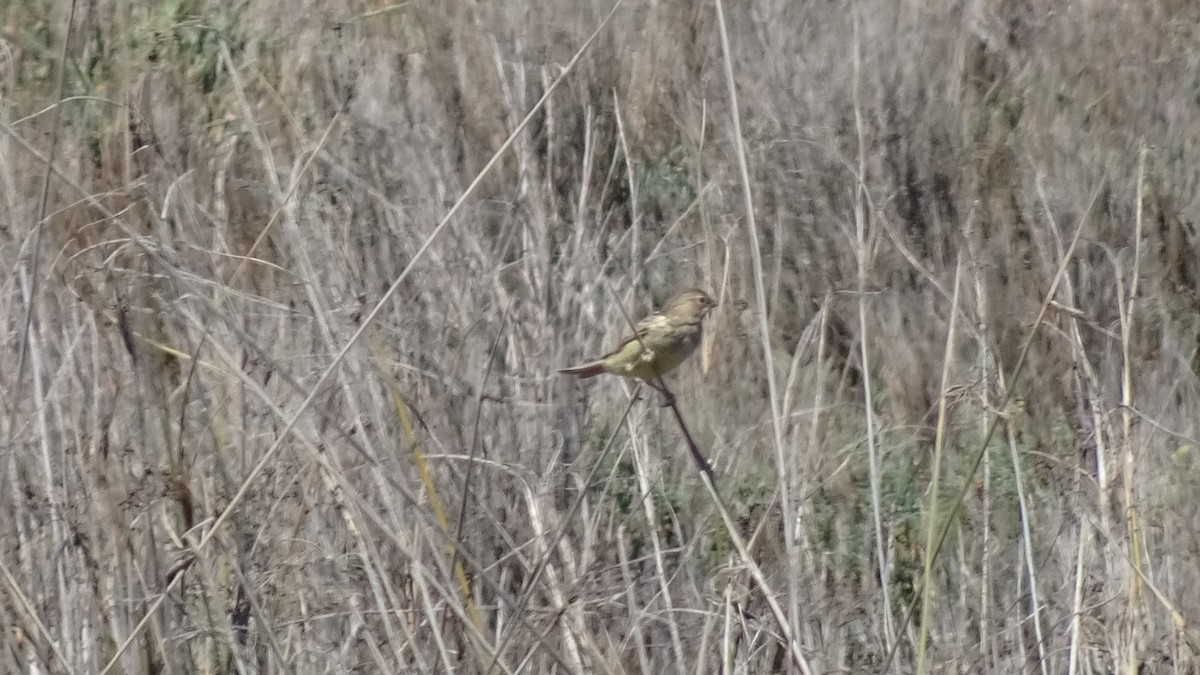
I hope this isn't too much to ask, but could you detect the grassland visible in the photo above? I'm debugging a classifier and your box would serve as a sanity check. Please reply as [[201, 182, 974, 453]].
[[2, 0, 1199, 672]]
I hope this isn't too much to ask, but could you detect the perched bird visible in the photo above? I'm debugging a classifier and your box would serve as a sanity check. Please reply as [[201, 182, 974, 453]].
[[559, 289, 717, 382]]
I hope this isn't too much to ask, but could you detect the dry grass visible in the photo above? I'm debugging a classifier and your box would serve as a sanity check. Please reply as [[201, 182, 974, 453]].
[[2, 0, 1199, 672]]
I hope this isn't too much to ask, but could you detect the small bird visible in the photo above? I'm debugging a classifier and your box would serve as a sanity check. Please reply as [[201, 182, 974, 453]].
[[559, 289, 717, 382]]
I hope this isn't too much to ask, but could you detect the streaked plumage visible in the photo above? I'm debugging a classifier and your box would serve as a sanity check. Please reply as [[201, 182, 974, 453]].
[[559, 289, 717, 382]]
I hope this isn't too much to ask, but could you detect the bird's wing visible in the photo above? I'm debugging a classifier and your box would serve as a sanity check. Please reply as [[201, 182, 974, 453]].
[[604, 311, 669, 358]]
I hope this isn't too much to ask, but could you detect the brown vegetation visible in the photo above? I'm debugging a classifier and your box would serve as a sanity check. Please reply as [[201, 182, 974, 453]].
[[2, 0, 1199, 672]]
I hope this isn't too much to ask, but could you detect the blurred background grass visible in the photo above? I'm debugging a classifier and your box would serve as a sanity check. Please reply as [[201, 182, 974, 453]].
[[2, 0, 1199, 672]]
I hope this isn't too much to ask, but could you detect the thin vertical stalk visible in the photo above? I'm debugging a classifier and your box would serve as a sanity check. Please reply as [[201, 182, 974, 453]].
[[917, 261, 963, 671], [849, 4, 895, 653], [712, 0, 799, 658]]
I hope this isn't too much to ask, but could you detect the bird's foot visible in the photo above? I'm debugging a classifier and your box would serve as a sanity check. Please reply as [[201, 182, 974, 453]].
[[656, 387, 676, 408]]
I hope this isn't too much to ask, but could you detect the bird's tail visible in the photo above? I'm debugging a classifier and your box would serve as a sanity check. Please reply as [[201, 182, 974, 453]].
[[558, 361, 606, 378]]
